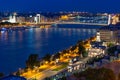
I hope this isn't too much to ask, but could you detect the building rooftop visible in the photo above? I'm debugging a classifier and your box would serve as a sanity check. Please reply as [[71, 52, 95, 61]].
[[91, 41, 106, 49]]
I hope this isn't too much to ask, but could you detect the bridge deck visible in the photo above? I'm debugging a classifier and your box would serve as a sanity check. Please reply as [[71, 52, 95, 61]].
[[36, 22, 108, 26]]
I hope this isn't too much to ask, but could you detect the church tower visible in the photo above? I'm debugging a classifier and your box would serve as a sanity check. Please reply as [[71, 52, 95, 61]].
[[9, 13, 17, 23]]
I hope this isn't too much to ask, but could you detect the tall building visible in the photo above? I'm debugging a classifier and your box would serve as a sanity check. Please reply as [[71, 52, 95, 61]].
[[16, 16, 25, 23], [9, 13, 17, 23], [34, 14, 41, 24], [99, 26, 120, 43], [116, 29, 120, 43], [25, 16, 34, 23]]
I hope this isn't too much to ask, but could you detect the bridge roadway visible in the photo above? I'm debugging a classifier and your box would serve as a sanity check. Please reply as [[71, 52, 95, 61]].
[[36, 22, 109, 26]]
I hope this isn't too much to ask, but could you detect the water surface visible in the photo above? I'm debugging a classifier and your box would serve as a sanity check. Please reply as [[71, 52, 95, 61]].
[[0, 26, 98, 74]]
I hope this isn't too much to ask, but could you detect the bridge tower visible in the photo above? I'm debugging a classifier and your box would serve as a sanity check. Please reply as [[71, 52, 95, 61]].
[[108, 14, 111, 25]]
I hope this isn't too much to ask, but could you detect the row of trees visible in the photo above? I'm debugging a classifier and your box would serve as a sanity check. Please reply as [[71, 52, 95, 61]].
[[25, 40, 89, 70], [26, 53, 53, 70], [26, 54, 40, 69], [75, 40, 88, 57]]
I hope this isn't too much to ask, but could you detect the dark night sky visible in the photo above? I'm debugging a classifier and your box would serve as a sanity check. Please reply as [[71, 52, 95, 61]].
[[0, 0, 120, 13]]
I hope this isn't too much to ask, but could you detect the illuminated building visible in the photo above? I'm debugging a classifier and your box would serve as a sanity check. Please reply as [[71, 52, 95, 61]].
[[1, 18, 9, 22], [96, 31, 101, 42], [112, 15, 120, 25], [9, 13, 17, 23], [34, 14, 41, 24], [25, 16, 34, 23], [16, 17, 25, 23], [60, 15, 69, 20], [99, 26, 120, 43]]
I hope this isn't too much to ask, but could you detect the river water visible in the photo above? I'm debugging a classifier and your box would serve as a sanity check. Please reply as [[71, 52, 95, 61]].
[[0, 24, 101, 74]]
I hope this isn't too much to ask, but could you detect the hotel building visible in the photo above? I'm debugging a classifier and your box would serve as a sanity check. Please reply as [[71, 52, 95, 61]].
[[99, 26, 120, 43]]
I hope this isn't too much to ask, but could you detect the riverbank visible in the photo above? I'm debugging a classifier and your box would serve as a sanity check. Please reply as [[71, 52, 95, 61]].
[[48, 41, 120, 80], [17, 35, 96, 79], [0, 26, 97, 76]]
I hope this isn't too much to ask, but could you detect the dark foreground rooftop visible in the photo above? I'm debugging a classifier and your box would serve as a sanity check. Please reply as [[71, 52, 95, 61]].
[[0, 75, 26, 80]]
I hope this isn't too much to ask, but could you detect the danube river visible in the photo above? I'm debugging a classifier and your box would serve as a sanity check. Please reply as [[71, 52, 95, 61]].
[[0, 25, 100, 74]]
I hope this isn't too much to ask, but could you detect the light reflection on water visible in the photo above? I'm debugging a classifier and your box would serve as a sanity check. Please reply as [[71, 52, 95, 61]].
[[0, 27, 97, 74]]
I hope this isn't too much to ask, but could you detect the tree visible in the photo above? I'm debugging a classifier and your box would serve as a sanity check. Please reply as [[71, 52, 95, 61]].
[[89, 36, 95, 41], [60, 76, 67, 80], [107, 42, 115, 47], [52, 53, 60, 61], [84, 40, 89, 45], [107, 46, 117, 56], [62, 49, 69, 53], [82, 51, 88, 57], [26, 54, 40, 69], [0, 72, 4, 78], [43, 54, 51, 62], [77, 40, 84, 46], [78, 44, 86, 57], [44, 77, 50, 80], [70, 45, 77, 51], [16, 71, 20, 76]]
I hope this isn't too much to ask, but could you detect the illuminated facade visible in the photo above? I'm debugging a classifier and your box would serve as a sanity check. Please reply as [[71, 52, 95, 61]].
[[112, 15, 120, 25], [16, 17, 25, 23], [34, 14, 41, 24], [96, 31, 101, 42], [99, 26, 120, 43], [9, 13, 17, 23]]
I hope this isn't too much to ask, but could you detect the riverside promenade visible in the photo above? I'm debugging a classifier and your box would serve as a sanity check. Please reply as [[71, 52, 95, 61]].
[[20, 36, 97, 80]]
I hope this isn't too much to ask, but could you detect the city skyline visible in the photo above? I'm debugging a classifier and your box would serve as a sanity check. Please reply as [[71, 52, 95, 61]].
[[0, 0, 120, 13], [0, 0, 120, 80]]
